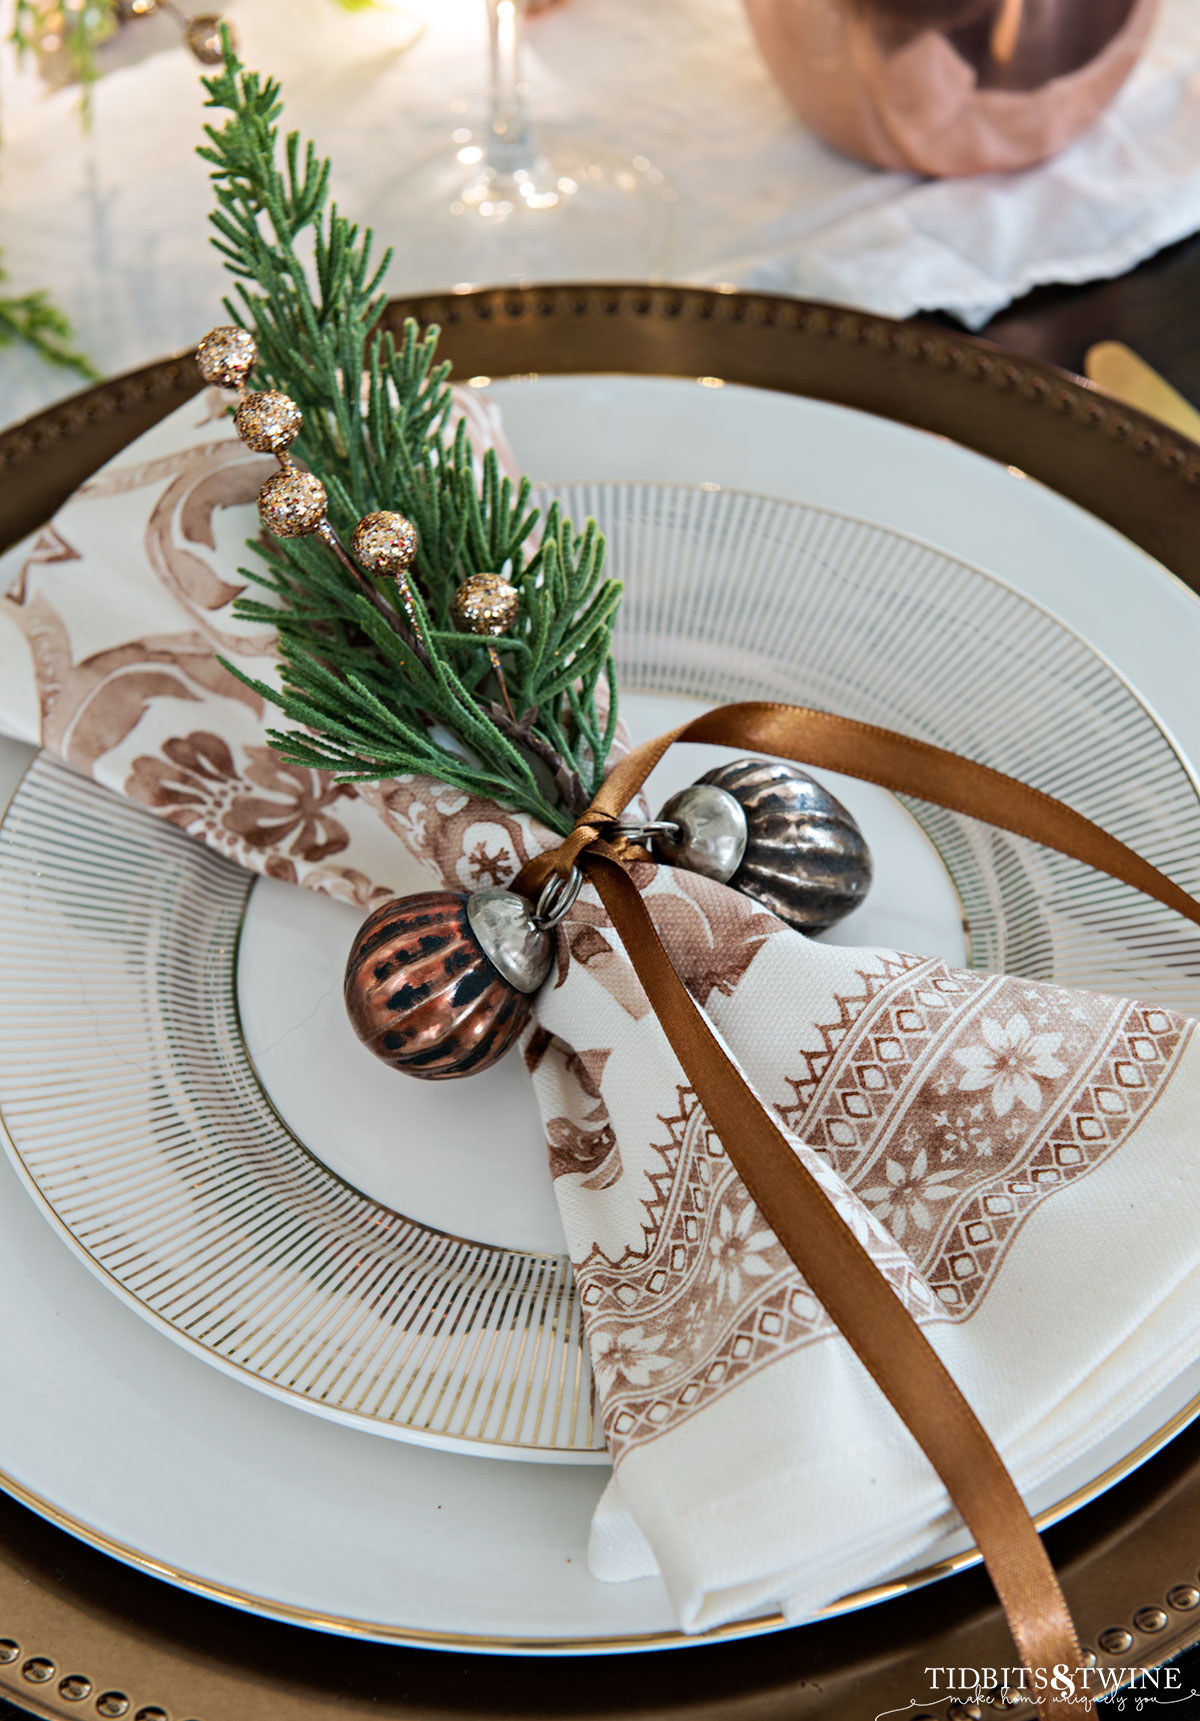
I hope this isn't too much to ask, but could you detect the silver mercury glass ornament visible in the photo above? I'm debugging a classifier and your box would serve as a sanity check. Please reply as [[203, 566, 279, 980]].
[[653, 758, 873, 935]]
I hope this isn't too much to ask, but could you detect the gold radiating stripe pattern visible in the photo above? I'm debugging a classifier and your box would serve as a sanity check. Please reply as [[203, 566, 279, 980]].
[[2, 483, 1200, 1459], [591, 481, 1200, 1013], [0, 759, 601, 1454]]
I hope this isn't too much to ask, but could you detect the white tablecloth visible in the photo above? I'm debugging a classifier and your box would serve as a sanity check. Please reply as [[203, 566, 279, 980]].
[[2, 0, 1200, 425]]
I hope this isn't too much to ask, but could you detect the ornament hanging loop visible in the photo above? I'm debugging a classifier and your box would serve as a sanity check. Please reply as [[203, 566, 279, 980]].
[[605, 818, 682, 845], [533, 866, 584, 930], [528, 817, 683, 933]]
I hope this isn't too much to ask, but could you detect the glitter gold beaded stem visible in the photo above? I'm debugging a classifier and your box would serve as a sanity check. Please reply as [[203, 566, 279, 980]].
[[206, 323, 468, 728], [196, 324, 257, 389], [234, 389, 302, 452], [204, 325, 389, 623], [202, 318, 452, 729], [490, 657, 518, 722], [350, 509, 422, 624], [346, 507, 444, 674], [324, 522, 436, 672], [452, 571, 521, 723]]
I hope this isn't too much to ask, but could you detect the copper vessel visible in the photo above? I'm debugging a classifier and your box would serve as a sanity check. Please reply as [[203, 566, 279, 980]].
[[743, 0, 1160, 176]]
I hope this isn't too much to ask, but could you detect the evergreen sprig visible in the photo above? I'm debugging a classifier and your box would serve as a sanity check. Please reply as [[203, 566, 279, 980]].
[[199, 44, 621, 836]]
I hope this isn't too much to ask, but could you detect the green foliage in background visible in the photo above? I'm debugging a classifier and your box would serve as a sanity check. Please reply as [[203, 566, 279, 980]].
[[11, 0, 119, 110], [0, 275, 98, 377], [3, 0, 392, 384]]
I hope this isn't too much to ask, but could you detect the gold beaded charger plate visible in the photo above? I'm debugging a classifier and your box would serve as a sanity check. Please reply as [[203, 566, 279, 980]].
[[4, 289, 1200, 1714]]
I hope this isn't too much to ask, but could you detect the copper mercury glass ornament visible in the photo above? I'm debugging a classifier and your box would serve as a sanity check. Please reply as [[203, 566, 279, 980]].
[[116, 0, 235, 63], [344, 888, 554, 1079], [742, 0, 1159, 178], [184, 11, 232, 64]]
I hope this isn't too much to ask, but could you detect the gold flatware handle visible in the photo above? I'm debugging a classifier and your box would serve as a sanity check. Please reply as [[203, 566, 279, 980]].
[[1084, 341, 1200, 446]]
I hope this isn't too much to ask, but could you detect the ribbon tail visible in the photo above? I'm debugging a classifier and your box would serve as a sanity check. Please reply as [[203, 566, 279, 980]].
[[586, 852, 1092, 1719]]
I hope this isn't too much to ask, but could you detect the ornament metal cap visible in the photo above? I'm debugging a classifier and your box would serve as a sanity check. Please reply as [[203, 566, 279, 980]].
[[652, 783, 748, 883], [466, 888, 553, 994]]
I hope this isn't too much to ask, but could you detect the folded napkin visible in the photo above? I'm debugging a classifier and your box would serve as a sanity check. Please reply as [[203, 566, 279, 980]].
[[4, 392, 1200, 1634]]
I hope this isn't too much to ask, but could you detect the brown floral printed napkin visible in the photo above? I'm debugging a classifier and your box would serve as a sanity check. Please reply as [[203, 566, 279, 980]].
[[3, 393, 1200, 1634], [0, 383, 527, 908], [527, 864, 1200, 1624]]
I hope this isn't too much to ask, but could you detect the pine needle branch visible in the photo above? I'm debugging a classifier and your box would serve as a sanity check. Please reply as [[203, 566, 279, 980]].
[[199, 39, 622, 836]]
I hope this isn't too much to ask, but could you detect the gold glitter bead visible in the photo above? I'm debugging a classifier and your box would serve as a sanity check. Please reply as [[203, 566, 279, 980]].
[[234, 391, 302, 455], [258, 469, 327, 538], [185, 12, 232, 64], [196, 325, 257, 389], [351, 511, 419, 575], [452, 573, 519, 637]]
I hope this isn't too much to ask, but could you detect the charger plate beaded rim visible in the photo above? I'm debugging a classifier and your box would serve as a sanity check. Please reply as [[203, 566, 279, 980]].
[[1, 480, 1200, 1461]]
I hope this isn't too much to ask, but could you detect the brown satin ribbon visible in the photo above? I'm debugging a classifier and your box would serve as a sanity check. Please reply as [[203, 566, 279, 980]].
[[517, 701, 1200, 1718]]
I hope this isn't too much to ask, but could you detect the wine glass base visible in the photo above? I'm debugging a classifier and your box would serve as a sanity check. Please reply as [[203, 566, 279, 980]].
[[372, 133, 678, 291]]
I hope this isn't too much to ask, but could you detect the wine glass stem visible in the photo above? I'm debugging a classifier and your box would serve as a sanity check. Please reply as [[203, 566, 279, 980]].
[[485, 0, 537, 178]]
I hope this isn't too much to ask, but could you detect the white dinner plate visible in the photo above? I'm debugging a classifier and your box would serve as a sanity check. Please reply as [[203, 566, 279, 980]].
[[8, 478, 1200, 1468], [2, 377, 1200, 1651]]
